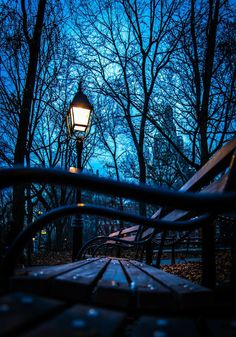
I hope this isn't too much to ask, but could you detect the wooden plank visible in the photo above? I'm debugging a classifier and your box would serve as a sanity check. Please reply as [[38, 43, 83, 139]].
[[206, 319, 236, 337], [131, 316, 199, 337], [180, 136, 236, 192], [130, 260, 213, 310], [14, 259, 99, 279], [120, 225, 140, 235], [0, 292, 63, 337], [109, 225, 139, 237], [161, 209, 189, 222], [21, 304, 126, 337], [139, 209, 162, 239], [203, 174, 229, 193], [94, 259, 131, 308], [162, 174, 229, 222], [106, 236, 136, 244], [107, 208, 161, 245], [141, 227, 155, 239], [11, 259, 99, 295], [151, 208, 162, 219], [52, 258, 110, 301], [109, 230, 122, 237], [120, 260, 174, 311]]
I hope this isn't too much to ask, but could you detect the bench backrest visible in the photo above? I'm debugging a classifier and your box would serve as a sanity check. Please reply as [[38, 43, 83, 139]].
[[140, 136, 236, 239], [107, 137, 236, 241]]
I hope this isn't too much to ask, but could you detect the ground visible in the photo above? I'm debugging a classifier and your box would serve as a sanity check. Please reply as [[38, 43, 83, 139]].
[[161, 252, 232, 287]]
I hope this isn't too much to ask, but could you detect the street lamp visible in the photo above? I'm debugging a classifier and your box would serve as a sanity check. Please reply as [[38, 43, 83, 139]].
[[67, 82, 93, 261]]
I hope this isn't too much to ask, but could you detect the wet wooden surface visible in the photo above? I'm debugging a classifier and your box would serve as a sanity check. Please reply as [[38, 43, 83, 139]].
[[1, 258, 236, 337], [10, 258, 213, 312]]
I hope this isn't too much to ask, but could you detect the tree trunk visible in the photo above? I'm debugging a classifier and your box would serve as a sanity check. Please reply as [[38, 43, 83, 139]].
[[138, 149, 146, 217], [56, 221, 63, 252], [199, 0, 220, 165], [47, 228, 52, 251], [26, 183, 34, 265], [199, 118, 209, 166], [12, 0, 47, 239]]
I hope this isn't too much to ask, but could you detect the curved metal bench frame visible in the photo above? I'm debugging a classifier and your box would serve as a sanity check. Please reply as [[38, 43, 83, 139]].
[[0, 140, 236, 288]]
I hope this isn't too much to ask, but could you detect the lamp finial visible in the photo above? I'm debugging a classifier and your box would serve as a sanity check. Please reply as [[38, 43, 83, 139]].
[[78, 80, 83, 93]]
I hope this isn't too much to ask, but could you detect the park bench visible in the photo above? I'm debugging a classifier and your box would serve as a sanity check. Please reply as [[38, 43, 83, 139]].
[[78, 136, 236, 287], [1, 257, 236, 337], [0, 136, 236, 336]]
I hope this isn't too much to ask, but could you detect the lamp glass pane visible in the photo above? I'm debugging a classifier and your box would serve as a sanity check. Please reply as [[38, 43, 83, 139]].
[[71, 107, 90, 131], [74, 125, 86, 131], [70, 108, 74, 129]]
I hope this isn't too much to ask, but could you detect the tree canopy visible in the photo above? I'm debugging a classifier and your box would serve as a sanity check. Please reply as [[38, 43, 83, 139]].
[[0, 0, 235, 249]]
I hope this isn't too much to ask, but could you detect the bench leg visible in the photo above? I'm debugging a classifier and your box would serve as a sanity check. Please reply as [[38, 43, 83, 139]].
[[155, 231, 167, 268], [171, 244, 176, 265], [116, 245, 121, 258], [145, 242, 153, 265], [135, 246, 140, 260], [231, 248, 236, 287], [202, 223, 216, 288]]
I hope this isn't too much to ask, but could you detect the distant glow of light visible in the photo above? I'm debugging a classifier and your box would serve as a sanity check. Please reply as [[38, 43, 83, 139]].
[[69, 167, 78, 173]]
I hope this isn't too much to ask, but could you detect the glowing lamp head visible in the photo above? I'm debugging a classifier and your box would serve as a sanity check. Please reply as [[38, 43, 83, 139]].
[[67, 86, 93, 138], [70, 106, 91, 132]]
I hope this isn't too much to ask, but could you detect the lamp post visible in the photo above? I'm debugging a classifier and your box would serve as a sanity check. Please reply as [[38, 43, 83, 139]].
[[67, 82, 93, 261]]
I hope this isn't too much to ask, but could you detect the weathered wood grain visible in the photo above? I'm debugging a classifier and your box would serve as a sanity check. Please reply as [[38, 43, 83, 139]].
[[0, 292, 63, 337], [94, 259, 131, 308], [120, 260, 174, 311], [130, 260, 213, 310], [11, 259, 99, 295], [131, 316, 199, 337], [53, 258, 110, 301], [20, 304, 126, 337]]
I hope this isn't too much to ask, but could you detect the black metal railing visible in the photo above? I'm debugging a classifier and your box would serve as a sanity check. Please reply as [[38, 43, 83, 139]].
[[1, 167, 236, 212]]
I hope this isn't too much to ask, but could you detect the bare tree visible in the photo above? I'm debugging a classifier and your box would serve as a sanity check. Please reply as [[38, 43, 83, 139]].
[[150, 0, 236, 170], [69, 0, 183, 215], [10, 0, 47, 239], [0, 0, 77, 241]]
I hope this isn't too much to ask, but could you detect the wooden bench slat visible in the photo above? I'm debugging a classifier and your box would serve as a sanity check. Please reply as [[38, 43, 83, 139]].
[[20, 304, 126, 337], [0, 292, 63, 336], [109, 230, 122, 237], [130, 260, 213, 310], [120, 225, 140, 235], [107, 208, 162, 246], [11, 259, 99, 295], [131, 316, 199, 337], [94, 259, 131, 308], [106, 236, 136, 244], [52, 258, 110, 301], [141, 227, 156, 239], [109, 225, 140, 237], [13, 259, 98, 280], [206, 319, 236, 337], [180, 137, 236, 192], [151, 208, 162, 219], [162, 174, 229, 222], [120, 260, 174, 311]]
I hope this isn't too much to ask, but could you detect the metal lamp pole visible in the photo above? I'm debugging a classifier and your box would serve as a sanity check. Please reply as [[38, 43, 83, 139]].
[[72, 139, 83, 261], [67, 82, 93, 261]]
